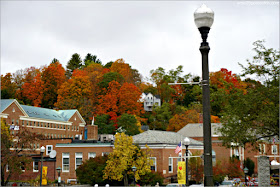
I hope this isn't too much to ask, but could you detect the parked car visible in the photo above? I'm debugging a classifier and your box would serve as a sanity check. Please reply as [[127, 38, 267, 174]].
[[189, 184, 204, 187], [166, 183, 186, 187], [220, 180, 235, 187]]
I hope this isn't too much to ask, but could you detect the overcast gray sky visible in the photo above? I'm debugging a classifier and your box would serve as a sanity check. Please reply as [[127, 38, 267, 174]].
[[1, 1, 279, 80]]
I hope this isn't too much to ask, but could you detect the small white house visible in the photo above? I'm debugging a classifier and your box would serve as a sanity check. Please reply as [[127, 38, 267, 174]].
[[141, 93, 161, 112]]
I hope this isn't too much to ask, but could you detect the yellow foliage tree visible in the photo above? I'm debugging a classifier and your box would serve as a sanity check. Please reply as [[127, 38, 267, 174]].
[[103, 132, 152, 186]]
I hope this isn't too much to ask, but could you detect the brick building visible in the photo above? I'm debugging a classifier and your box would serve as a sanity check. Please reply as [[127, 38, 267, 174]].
[[178, 123, 280, 173], [1, 99, 98, 183]]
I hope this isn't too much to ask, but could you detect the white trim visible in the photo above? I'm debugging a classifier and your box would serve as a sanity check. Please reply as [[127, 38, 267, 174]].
[[33, 161, 39, 172], [20, 116, 72, 125], [62, 153, 70, 172], [56, 144, 113, 148], [46, 145, 53, 155], [168, 157, 173, 173], [0, 113, 8, 118], [88, 152, 96, 159], [149, 157, 157, 172], [26, 126, 67, 131], [75, 152, 83, 170], [272, 145, 278, 154]]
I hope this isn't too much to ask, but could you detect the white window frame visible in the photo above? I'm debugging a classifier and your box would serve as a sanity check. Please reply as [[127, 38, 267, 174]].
[[102, 152, 109, 156], [259, 144, 266, 154], [272, 145, 278, 154], [169, 157, 173, 173], [149, 157, 157, 172], [75, 152, 83, 170], [46, 145, 53, 155], [62, 153, 70, 172], [33, 161, 39, 172], [88, 152, 96, 159], [6, 164, 9, 172]]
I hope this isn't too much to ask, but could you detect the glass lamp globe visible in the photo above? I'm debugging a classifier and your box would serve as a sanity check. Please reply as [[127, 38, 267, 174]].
[[194, 4, 214, 28]]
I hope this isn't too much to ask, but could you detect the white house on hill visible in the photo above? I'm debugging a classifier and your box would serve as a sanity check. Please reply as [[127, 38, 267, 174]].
[[140, 93, 161, 112]]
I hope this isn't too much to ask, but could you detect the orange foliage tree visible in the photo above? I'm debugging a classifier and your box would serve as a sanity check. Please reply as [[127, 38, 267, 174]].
[[21, 73, 44, 106], [210, 68, 247, 94], [118, 83, 143, 116], [41, 62, 66, 108], [55, 70, 93, 123], [167, 109, 220, 132], [96, 81, 120, 126], [110, 59, 132, 83]]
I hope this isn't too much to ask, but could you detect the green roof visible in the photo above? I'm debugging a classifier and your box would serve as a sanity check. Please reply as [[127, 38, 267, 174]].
[[1, 99, 14, 112], [1, 99, 82, 123]]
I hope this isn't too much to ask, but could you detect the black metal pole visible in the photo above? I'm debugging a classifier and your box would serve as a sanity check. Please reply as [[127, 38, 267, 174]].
[[134, 171, 136, 186], [185, 145, 189, 186], [245, 173, 247, 186], [58, 171, 60, 186], [40, 152, 43, 186], [199, 26, 214, 186]]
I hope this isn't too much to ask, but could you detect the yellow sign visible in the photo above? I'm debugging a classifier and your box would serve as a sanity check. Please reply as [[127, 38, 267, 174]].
[[42, 166, 48, 185], [177, 161, 186, 184]]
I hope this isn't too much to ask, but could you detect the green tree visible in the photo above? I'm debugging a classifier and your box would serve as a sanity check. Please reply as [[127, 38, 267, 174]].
[[243, 157, 255, 176], [117, 114, 139, 136], [51, 58, 59, 64], [103, 133, 152, 186], [76, 156, 111, 186], [98, 72, 124, 89], [219, 40, 279, 147], [149, 103, 172, 130], [95, 114, 115, 134], [84, 53, 102, 67], [66, 53, 83, 78]]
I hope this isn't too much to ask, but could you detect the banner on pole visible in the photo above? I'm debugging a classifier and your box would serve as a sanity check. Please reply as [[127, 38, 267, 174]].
[[177, 161, 186, 184], [42, 166, 48, 185]]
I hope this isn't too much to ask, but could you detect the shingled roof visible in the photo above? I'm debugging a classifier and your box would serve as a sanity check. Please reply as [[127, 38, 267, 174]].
[[133, 130, 203, 146], [177, 123, 222, 137]]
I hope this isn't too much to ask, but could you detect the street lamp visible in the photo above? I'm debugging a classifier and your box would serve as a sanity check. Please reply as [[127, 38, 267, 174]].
[[244, 167, 249, 186], [132, 166, 137, 186], [183, 137, 191, 186], [40, 146, 45, 186], [56, 167, 62, 186], [194, 4, 214, 186]]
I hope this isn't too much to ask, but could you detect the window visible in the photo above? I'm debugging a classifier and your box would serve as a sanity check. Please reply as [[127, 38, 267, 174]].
[[26, 121, 29, 126], [62, 153, 70, 172], [149, 157, 157, 171], [12, 119, 14, 124], [75, 152, 83, 169], [33, 161, 39, 172], [259, 144, 266, 154], [46, 145, 53, 155], [88, 152, 96, 159], [6, 164, 9, 172], [20, 162, 25, 171], [22, 120, 25, 126], [272, 145, 278, 154], [102, 152, 109, 156], [169, 157, 173, 173], [16, 120, 19, 125]]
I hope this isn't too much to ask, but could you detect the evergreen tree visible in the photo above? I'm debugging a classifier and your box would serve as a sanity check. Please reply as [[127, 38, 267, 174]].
[[66, 53, 82, 78]]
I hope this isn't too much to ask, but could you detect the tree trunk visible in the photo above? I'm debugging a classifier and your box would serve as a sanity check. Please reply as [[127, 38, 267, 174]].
[[124, 173, 128, 186]]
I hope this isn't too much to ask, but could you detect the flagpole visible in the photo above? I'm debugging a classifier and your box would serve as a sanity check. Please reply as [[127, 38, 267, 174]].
[[181, 141, 183, 162]]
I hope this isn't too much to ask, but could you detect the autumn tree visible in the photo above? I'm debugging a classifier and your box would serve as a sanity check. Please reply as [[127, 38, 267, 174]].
[[41, 62, 66, 108], [1, 73, 17, 99], [103, 133, 152, 186], [118, 83, 143, 116], [55, 69, 93, 123], [66, 53, 83, 78], [110, 59, 132, 83], [1, 120, 43, 186], [188, 151, 203, 183], [96, 81, 120, 126], [21, 72, 44, 106]]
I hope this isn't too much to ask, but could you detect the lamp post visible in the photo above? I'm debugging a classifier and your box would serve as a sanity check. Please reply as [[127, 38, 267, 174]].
[[132, 166, 137, 186], [194, 4, 214, 186], [183, 137, 191, 186], [244, 167, 249, 186], [40, 146, 45, 186], [56, 167, 61, 186]]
